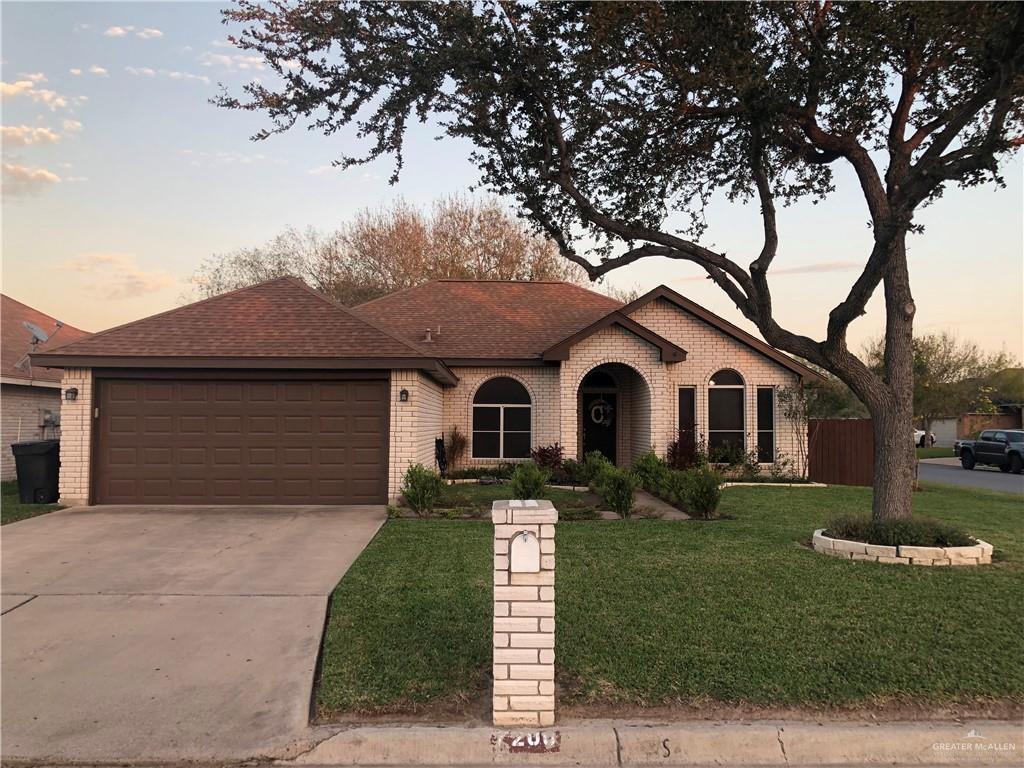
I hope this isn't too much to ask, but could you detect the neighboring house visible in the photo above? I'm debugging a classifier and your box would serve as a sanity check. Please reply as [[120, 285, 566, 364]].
[[32, 277, 821, 506], [2, 295, 90, 480]]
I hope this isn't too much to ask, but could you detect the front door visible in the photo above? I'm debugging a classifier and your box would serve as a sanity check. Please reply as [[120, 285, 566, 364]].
[[581, 393, 617, 464]]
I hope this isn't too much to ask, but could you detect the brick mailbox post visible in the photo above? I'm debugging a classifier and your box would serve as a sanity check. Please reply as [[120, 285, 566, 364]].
[[491, 500, 557, 727]]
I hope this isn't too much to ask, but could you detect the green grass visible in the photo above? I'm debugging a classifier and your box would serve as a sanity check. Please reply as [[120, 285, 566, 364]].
[[1, 480, 62, 525], [317, 483, 1022, 716], [917, 446, 953, 460]]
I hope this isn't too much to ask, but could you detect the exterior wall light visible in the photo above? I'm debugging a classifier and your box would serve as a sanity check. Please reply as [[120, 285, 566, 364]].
[[65, 387, 79, 401], [399, 388, 409, 402]]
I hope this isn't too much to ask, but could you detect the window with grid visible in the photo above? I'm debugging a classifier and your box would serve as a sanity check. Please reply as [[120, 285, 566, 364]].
[[472, 377, 531, 459], [756, 386, 775, 463]]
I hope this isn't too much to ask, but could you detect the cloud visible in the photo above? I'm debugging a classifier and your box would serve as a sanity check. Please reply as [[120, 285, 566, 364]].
[[104, 25, 133, 37], [161, 69, 210, 84], [55, 252, 175, 299], [1, 125, 61, 145], [62, 118, 83, 133], [88, 65, 109, 77], [308, 164, 337, 176], [125, 66, 155, 76], [136, 28, 163, 39], [2, 162, 61, 197], [1, 80, 69, 110], [103, 25, 163, 40], [181, 148, 268, 166], [198, 51, 265, 70], [678, 260, 864, 281], [69, 67, 82, 76], [21, 72, 47, 83]]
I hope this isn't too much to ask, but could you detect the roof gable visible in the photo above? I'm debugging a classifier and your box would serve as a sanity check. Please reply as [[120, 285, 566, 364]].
[[32, 278, 456, 382], [355, 280, 622, 361], [543, 311, 687, 362], [1, 294, 90, 383], [620, 286, 824, 381]]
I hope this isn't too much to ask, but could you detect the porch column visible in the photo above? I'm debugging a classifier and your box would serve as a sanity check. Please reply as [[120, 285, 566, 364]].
[[492, 500, 557, 727]]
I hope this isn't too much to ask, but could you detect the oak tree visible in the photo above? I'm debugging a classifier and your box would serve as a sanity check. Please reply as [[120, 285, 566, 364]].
[[217, 1, 1024, 519]]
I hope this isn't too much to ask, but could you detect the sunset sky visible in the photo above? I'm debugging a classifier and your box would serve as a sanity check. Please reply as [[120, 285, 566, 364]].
[[3, 2, 1022, 358]]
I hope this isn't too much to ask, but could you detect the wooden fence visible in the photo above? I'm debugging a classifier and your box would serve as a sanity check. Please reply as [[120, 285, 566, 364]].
[[808, 418, 874, 487]]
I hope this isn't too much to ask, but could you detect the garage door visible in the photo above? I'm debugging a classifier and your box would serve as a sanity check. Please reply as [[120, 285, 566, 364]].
[[93, 377, 389, 505]]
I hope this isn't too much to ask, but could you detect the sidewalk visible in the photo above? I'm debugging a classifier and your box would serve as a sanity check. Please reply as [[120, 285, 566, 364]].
[[288, 720, 1022, 766]]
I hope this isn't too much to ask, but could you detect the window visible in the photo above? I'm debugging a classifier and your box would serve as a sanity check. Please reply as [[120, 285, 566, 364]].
[[678, 387, 696, 463], [756, 387, 775, 463], [472, 377, 531, 459], [708, 369, 744, 454]]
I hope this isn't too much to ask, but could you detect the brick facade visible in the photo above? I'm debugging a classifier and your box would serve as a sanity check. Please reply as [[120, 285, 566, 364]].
[[54, 297, 808, 504], [56, 368, 92, 505], [1, 383, 63, 481]]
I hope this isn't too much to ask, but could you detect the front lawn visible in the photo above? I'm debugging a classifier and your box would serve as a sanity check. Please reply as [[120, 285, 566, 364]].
[[317, 483, 1022, 718], [1, 480, 63, 525], [917, 446, 953, 460]]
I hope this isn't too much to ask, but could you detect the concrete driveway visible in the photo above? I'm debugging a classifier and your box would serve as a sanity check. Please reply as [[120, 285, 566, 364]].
[[1, 504, 385, 763]]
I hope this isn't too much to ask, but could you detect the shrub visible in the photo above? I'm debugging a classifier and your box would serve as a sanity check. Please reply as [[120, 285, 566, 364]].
[[560, 458, 583, 486], [582, 450, 614, 491], [632, 450, 666, 488], [444, 426, 467, 475], [559, 505, 600, 521], [709, 441, 747, 467], [509, 461, 550, 499], [386, 504, 403, 519], [682, 466, 723, 520], [602, 468, 638, 518], [825, 515, 976, 547], [531, 443, 564, 472], [667, 432, 708, 469], [401, 463, 445, 515]]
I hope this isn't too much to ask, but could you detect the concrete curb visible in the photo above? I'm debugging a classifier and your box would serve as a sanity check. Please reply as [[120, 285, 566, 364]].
[[285, 720, 1022, 765]]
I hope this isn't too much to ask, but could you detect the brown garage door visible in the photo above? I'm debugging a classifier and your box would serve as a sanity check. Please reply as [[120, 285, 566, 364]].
[[93, 376, 389, 505]]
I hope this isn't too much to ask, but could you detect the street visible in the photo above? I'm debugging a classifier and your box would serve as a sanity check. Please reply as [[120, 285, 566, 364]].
[[919, 458, 1024, 494]]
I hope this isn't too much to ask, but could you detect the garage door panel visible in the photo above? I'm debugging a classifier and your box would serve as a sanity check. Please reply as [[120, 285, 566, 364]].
[[94, 378, 388, 504]]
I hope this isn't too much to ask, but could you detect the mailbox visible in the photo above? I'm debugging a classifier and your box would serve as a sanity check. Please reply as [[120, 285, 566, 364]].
[[510, 530, 541, 573]]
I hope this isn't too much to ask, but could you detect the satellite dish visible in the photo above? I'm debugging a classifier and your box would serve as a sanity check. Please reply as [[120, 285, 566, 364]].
[[23, 320, 49, 344]]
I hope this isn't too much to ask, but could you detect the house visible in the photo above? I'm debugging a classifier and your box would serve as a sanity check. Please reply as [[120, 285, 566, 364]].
[[2, 295, 90, 480], [32, 277, 822, 506]]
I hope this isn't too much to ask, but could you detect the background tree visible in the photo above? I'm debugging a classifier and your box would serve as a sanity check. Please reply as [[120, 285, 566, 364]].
[[217, 1, 1024, 519], [188, 195, 584, 305], [864, 332, 1018, 437]]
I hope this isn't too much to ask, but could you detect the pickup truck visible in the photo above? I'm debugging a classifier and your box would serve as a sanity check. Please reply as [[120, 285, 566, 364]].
[[955, 429, 1024, 474]]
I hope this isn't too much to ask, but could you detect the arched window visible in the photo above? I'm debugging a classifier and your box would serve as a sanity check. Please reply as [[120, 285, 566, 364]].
[[708, 369, 744, 454], [472, 377, 531, 459]]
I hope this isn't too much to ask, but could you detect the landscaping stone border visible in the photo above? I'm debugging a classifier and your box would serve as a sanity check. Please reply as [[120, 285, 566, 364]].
[[812, 529, 993, 566]]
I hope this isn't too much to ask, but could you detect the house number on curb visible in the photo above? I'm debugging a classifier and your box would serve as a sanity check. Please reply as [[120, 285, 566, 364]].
[[491, 731, 561, 753]]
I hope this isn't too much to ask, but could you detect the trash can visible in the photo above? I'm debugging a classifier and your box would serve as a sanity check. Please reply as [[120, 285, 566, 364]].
[[11, 439, 60, 504]]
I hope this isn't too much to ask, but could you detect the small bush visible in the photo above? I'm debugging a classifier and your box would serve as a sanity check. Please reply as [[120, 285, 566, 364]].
[[531, 443, 564, 472], [582, 450, 614, 491], [682, 466, 723, 520], [632, 450, 666, 488], [509, 461, 550, 499], [603, 469, 638, 518], [386, 504, 403, 519], [444, 426, 467, 475], [825, 515, 976, 547], [401, 463, 445, 515], [559, 458, 583, 486], [559, 505, 600, 521]]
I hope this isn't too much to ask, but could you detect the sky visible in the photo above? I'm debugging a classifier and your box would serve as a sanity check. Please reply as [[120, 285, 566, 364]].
[[2, 1, 1022, 360]]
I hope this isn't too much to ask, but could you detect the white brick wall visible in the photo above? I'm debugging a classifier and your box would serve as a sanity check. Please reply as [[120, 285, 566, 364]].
[[1, 384, 63, 481], [388, 370, 445, 500], [56, 368, 93, 504]]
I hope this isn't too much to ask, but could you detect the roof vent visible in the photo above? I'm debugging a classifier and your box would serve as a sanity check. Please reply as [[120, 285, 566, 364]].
[[423, 328, 433, 342]]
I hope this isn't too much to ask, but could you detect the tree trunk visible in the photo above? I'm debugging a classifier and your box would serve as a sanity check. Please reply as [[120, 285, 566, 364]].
[[870, 236, 917, 520]]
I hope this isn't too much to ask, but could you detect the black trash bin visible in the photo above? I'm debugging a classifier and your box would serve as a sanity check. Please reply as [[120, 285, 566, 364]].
[[11, 439, 60, 504]]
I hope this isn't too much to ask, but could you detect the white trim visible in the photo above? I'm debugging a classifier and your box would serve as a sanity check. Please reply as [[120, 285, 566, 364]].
[[1, 376, 61, 389]]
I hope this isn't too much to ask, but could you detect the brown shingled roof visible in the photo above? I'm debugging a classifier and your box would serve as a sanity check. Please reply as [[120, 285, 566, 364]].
[[2, 294, 90, 383], [355, 280, 623, 361], [33, 277, 432, 363]]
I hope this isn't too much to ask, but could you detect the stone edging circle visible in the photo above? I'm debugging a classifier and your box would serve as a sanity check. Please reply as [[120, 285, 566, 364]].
[[812, 529, 993, 566]]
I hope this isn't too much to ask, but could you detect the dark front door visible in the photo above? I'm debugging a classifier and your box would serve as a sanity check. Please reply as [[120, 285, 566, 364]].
[[581, 393, 617, 464]]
